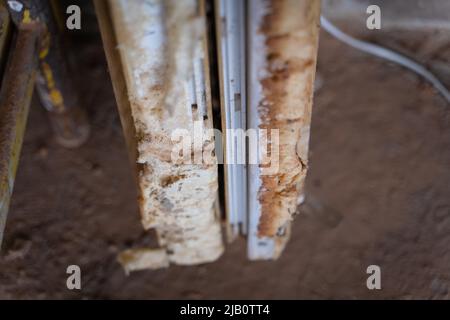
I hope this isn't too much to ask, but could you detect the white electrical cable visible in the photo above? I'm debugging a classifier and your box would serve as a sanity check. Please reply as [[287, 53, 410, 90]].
[[320, 16, 450, 104]]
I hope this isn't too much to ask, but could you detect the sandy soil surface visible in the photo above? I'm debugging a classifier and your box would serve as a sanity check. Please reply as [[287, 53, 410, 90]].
[[0, 30, 449, 299]]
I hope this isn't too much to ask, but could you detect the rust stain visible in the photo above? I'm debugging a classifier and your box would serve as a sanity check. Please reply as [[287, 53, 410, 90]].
[[257, 0, 320, 237]]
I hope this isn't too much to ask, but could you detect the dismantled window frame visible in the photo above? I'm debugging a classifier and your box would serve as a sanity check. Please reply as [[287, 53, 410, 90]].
[[215, 0, 279, 258], [216, 0, 320, 259], [96, 0, 320, 268], [215, 0, 247, 240]]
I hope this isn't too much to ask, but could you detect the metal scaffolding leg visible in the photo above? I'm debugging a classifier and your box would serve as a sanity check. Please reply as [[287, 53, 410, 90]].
[[0, 0, 90, 246], [0, 22, 41, 246], [8, 0, 90, 148]]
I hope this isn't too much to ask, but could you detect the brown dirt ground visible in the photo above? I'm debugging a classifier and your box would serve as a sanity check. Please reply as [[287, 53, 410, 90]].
[[0, 30, 449, 299]]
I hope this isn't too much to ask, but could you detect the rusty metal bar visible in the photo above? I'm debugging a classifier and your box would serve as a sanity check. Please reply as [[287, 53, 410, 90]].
[[0, 2, 11, 79], [0, 22, 42, 246]]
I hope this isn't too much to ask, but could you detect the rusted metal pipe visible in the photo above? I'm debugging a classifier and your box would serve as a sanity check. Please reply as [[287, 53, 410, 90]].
[[0, 2, 11, 79], [0, 22, 42, 246]]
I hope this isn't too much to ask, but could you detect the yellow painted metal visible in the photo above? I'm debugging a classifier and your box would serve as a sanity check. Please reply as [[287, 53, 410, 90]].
[[0, 24, 41, 246]]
